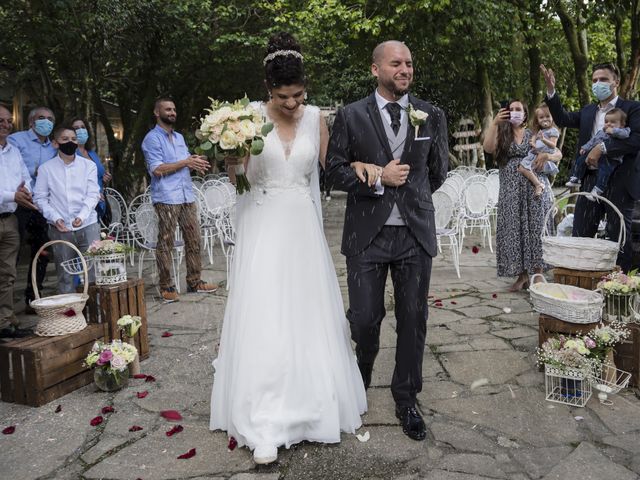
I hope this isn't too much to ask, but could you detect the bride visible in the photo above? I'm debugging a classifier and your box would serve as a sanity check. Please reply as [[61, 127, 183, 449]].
[[210, 32, 367, 465]]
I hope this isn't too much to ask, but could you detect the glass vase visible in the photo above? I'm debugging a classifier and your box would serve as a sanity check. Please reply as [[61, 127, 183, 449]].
[[94, 367, 130, 392]]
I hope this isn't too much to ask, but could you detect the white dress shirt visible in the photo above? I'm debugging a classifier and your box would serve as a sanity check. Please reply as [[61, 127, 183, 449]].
[[372, 90, 410, 195], [33, 154, 100, 230], [593, 96, 619, 137], [375, 89, 409, 126], [0, 142, 32, 214]]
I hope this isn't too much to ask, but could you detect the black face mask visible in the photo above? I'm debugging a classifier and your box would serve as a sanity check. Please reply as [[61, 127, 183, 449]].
[[58, 141, 78, 156]]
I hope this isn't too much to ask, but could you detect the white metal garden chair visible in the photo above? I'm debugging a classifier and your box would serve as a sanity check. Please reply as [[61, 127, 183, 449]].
[[458, 181, 493, 253], [131, 200, 184, 293], [433, 190, 460, 278]]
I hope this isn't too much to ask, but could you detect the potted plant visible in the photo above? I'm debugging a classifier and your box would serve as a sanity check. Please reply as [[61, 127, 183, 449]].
[[85, 340, 138, 391], [117, 314, 142, 375]]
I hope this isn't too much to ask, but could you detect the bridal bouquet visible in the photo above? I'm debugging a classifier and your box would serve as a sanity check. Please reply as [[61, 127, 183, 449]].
[[195, 96, 273, 194]]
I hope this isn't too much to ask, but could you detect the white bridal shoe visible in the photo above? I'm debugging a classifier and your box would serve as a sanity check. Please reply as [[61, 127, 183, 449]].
[[253, 445, 278, 464]]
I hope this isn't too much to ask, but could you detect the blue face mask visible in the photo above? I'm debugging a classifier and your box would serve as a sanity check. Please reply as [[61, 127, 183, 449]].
[[592, 81, 613, 101], [75, 128, 89, 145], [33, 119, 54, 137]]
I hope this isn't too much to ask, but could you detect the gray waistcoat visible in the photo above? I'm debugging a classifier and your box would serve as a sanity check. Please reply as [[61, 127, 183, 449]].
[[381, 110, 408, 226]]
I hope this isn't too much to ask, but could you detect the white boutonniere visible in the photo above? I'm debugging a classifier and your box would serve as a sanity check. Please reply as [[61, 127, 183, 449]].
[[407, 105, 429, 140]]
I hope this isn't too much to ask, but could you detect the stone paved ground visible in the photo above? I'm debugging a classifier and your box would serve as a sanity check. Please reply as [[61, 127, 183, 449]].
[[2, 191, 640, 479]]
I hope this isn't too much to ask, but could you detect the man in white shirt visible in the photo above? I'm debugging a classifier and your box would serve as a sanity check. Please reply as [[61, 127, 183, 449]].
[[33, 126, 101, 294], [0, 105, 37, 338]]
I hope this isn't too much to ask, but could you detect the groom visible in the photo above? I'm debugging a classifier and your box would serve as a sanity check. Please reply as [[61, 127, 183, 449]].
[[327, 40, 448, 441]]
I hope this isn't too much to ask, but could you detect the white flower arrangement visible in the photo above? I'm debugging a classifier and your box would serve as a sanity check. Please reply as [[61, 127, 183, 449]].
[[597, 270, 640, 295], [117, 315, 142, 338], [85, 340, 138, 374], [195, 96, 274, 194]]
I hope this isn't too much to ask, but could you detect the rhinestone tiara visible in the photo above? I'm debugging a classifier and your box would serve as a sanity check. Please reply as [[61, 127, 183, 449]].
[[263, 50, 304, 66]]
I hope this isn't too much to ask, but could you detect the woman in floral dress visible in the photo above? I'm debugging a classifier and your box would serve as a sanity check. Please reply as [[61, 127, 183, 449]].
[[483, 100, 562, 291]]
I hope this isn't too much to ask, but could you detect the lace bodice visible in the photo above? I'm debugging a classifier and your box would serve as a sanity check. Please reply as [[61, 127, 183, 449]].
[[246, 104, 320, 192]]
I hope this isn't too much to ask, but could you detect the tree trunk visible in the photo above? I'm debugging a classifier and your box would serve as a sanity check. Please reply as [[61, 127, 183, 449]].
[[620, 0, 640, 99], [552, 0, 590, 105], [477, 61, 493, 169]]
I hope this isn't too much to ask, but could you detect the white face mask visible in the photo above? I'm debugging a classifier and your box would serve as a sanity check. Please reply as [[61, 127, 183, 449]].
[[509, 111, 525, 125]]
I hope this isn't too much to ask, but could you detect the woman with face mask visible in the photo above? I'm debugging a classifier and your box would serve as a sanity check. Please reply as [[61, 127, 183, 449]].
[[69, 118, 111, 221], [483, 100, 563, 291]]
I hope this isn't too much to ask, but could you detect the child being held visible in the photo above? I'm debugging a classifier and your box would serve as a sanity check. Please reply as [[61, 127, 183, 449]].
[[518, 104, 560, 196], [565, 108, 630, 200]]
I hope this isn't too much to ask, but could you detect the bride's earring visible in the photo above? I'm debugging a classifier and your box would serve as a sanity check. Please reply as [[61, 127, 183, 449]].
[[304, 92, 308, 101], [268, 91, 272, 101]]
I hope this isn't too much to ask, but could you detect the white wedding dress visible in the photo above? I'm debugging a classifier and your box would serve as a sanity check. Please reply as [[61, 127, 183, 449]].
[[210, 105, 367, 452]]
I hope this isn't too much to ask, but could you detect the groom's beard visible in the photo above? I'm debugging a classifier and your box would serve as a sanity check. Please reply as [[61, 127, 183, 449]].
[[381, 76, 412, 98]]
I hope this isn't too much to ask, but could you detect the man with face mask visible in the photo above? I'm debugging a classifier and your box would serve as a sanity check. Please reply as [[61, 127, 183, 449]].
[[32, 127, 101, 293], [8, 106, 57, 313], [542, 63, 640, 272]]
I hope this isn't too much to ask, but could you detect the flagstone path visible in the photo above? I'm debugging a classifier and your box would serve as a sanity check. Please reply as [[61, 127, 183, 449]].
[[1, 192, 640, 479]]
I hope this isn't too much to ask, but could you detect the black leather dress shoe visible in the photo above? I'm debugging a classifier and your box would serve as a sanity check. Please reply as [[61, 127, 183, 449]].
[[0, 327, 33, 338], [396, 406, 427, 441]]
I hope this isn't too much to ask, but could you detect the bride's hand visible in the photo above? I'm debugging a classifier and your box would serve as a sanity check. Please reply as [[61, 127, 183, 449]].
[[351, 162, 382, 187]]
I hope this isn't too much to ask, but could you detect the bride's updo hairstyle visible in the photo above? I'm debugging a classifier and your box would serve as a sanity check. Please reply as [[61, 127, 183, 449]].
[[264, 32, 306, 88]]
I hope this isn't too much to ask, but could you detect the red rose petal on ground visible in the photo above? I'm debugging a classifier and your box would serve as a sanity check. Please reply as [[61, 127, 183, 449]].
[[101, 406, 115, 414], [472, 246, 479, 254], [129, 425, 143, 432], [177, 448, 196, 459], [492, 293, 498, 298], [161, 331, 173, 338], [63, 308, 76, 317], [166, 425, 184, 437], [451, 301, 457, 305], [55, 405, 62, 413], [434, 298, 442, 302], [136, 391, 149, 399], [160, 410, 183, 421], [133, 374, 147, 379], [228, 436, 238, 451], [144, 375, 156, 383], [2, 426, 15, 435], [90, 416, 103, 426]]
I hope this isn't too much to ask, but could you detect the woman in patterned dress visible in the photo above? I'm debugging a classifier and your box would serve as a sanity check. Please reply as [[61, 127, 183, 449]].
[[483, 100, 562, 291]]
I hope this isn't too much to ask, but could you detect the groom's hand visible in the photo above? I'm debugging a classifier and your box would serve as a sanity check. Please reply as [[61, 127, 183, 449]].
[[381, 159, 410, 187]]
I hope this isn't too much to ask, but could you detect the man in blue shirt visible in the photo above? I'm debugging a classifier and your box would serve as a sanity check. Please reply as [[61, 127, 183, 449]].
[[8, 106, 57, 312], [141, 97, 217, 302]]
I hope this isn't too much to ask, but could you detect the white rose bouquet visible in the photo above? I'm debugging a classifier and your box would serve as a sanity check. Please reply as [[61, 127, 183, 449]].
[[196, 96, 273, 194], [117, 314, 142, 338]]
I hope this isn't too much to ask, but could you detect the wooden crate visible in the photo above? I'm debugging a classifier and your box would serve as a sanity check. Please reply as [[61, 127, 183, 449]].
[[0, 323, 107, 406], [614, 323, 640, 387], [552, 267, 614, 290], [85, 278, 149, 360], [538, 314, 599, 348]]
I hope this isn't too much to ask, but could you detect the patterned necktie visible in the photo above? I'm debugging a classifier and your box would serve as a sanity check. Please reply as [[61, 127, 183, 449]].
[[386, 102, 402, 135]]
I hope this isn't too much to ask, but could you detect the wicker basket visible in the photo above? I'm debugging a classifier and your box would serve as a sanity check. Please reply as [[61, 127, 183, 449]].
[[542, 192, 625, 271], [30, 240, 89, 337], [529, 274, 603, 324]]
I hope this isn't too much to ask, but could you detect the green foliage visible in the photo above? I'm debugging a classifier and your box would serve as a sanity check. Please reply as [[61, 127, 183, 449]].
[[1, 0, 638, 194]]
